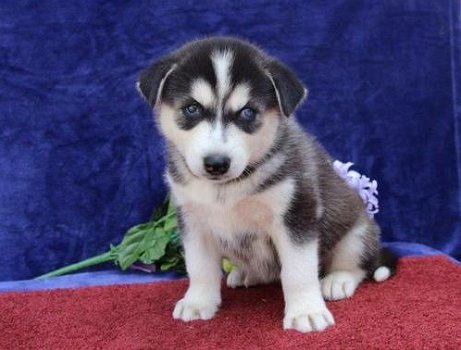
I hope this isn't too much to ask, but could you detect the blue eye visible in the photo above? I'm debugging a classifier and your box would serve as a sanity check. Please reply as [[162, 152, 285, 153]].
[[183, 104, 202, 117], [239, 107, 256, 122]]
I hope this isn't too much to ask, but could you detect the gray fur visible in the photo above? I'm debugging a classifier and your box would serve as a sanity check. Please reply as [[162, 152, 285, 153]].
[[220, 234, 280, 285]]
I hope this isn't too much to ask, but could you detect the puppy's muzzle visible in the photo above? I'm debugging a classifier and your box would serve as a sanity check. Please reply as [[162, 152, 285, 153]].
[[203, 155, 230, 176]]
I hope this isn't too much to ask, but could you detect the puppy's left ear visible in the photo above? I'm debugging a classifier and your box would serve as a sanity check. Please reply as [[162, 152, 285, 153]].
[[265, 60, 308, 117], [137, 56, 177, 107]]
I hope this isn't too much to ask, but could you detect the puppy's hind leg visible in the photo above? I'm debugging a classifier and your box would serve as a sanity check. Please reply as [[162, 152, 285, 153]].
[[226, 267, 246, 288], [321, 218, 372, 301], [226, 267, 262, 288], [227, 266, 279, 288]]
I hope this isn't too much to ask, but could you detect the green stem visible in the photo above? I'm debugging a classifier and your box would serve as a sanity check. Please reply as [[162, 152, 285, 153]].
[[35, 251, 114, 280], [156, 210, 176, 225]]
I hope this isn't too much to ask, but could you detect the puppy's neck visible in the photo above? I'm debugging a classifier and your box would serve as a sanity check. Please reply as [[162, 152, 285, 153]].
[[167, 150, 287, 208]]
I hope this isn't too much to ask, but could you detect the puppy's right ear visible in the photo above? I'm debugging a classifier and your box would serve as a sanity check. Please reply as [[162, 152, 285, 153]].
[[137, 56, 177, 107]]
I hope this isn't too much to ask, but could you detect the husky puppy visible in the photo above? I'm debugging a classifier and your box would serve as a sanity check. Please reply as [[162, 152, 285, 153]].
[[137, 37, 397, 333]]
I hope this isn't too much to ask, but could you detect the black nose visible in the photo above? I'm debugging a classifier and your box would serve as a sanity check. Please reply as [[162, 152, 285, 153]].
[[203, 155, 231, 176]]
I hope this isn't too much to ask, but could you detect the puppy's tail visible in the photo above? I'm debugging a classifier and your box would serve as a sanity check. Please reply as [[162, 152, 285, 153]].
[[371, 247, 399, 282]]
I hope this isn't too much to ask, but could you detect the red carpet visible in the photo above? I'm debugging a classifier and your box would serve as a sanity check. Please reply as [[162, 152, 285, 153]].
[[1, 256, 460, 349]]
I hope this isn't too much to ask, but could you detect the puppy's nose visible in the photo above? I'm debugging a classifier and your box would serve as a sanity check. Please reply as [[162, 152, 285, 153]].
[[203, 155, 230, 176]]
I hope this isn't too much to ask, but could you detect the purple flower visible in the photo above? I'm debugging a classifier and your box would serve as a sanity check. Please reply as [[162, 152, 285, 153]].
[[333, 160, 379, 218], [130, 262, 157, 273]]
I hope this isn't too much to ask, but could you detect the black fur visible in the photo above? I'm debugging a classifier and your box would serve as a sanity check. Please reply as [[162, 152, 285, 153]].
[[166, 142, 194, 185], [264, 59, 307, 117], [226, 109, 263, 134], [175, 102, 215, 130], [162, 50, 217, 106], [283, 181, 320, 245], [175, 206, 186, 235], [137, 37, 304, 125], [229, 122, 289, 184], [362, 246, 399, 280], [138, 56, 176, 106], [166, 151, 186, 184]]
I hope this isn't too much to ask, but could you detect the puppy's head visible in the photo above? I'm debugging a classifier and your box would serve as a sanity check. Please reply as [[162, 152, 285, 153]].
[[138, 37, 306, 182]]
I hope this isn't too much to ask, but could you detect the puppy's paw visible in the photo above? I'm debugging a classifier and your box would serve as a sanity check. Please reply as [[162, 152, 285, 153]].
[[283, 306, 335, 333], [321, 271, 361, 301], [173, 298, 219, 321], [226, 268, 245, 288]]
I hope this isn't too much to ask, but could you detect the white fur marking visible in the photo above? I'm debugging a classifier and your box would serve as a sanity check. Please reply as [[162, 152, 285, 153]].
[[226, 83, 250, 111], [373, 266, 391, 282], [266, 72, 284, 115], [211, 50, 234, 101], [135, 81, 142, 95], [191, 79, 215, 107]]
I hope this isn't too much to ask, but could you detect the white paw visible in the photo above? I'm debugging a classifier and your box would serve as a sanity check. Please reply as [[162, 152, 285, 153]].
[[283, 306, 335, 332], [226, 268, 245, 288], [172, 297, 219, 321], [321, 271, 361, 301]]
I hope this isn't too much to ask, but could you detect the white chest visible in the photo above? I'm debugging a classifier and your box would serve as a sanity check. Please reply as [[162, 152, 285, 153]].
[[170, 176, 295, 239]]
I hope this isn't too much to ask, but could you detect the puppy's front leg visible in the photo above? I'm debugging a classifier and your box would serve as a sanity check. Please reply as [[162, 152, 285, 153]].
[[173, 226, 222, 321], [273, 231, 335, 332]]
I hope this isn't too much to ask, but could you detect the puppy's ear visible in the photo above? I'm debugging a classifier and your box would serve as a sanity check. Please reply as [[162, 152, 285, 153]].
[[137, 56, 177, 107], [265, 60, 307, 117]]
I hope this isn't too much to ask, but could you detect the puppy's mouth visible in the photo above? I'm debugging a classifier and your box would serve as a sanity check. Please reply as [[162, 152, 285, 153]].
[[204, 174, 233, 183], [186, 165, 236, 183], [203, 168, 249, 183], [202, 166, 257, 185]]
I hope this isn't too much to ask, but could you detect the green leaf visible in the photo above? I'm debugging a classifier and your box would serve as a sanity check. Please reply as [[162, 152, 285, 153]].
[[117, 224, 155, 270], [163, 215, 177, 232], [116, 224, 153, 256], [160, 256, 179, 271], [138, 228, 170, 264]]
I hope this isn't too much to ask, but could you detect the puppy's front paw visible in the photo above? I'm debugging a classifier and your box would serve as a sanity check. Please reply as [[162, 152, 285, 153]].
[[173, 297, 219, 321], [283, 306, 335, 333]]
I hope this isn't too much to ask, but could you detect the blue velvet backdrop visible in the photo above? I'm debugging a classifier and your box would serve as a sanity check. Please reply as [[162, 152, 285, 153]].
[[0, 0, 459, 281]]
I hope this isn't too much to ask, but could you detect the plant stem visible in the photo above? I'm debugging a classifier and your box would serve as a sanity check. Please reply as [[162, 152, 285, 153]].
[[155, 210, 176, 225], [34, 251, 114, 280]]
